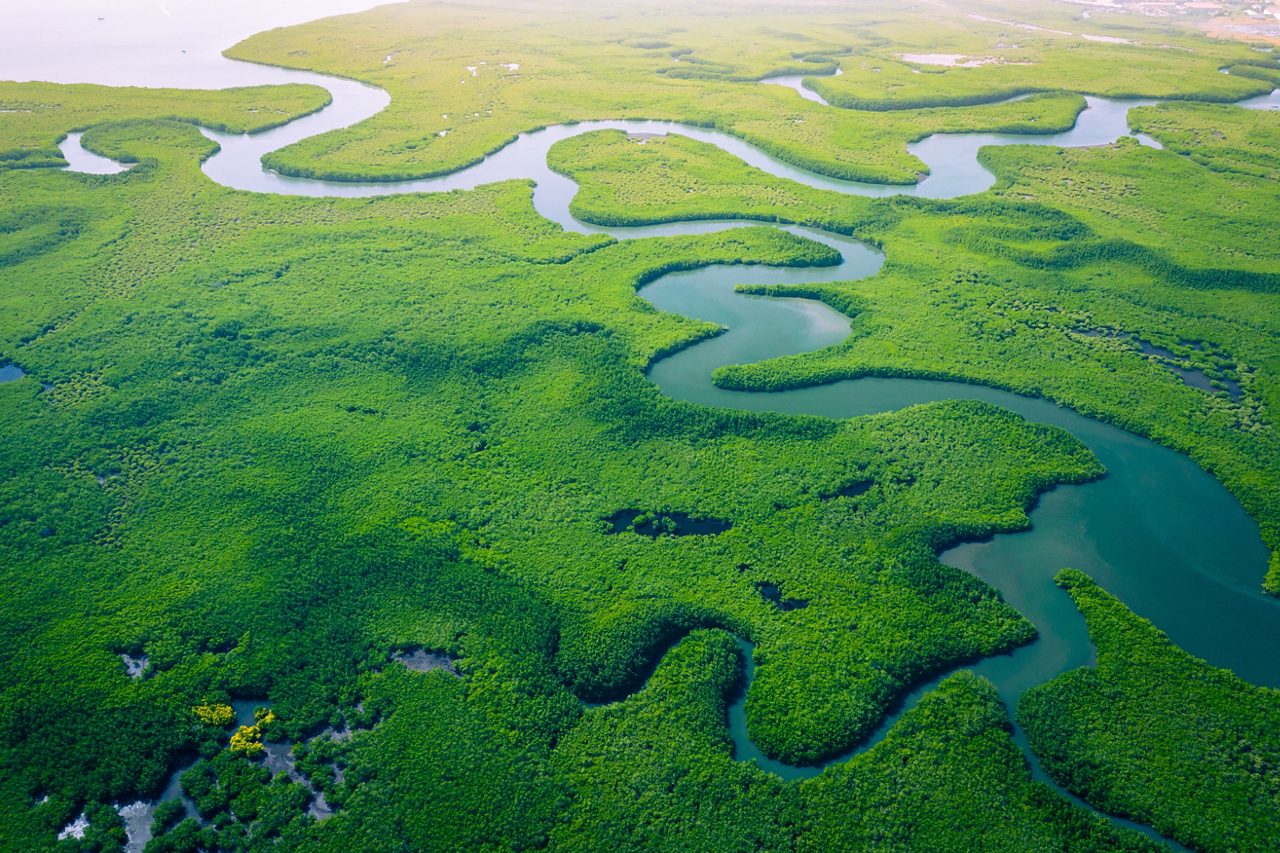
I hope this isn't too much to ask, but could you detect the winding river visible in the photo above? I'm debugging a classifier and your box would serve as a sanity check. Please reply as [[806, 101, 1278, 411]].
[[18, 6, 1280, 847]]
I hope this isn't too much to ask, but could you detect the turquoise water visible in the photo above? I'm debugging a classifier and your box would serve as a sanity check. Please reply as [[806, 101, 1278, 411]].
[[639, 229, 1275, 775]]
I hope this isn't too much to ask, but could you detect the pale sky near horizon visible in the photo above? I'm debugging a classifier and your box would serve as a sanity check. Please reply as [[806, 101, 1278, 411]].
[[0, 0, 399, 87]]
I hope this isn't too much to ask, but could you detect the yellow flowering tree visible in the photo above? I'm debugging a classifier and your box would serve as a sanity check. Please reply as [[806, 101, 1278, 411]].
[[192, 703, 235, 727]]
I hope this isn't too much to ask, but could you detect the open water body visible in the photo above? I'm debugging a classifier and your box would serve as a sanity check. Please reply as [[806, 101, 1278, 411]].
[[11, 4, 1280, 845]]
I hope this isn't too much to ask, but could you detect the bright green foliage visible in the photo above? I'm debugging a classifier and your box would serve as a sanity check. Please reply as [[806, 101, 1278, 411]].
[[551, 630, 794, 851], [0, 114, 1107, 848], [222, 0, 1260, 185], [1223, 62, 1280, 88], [800, 671, 1161, 852], [1131, 101, 1280, 181], [4, 0, 1280, 849], [546, 124, 1280, 594], [550, 129, 870, 230], [282, 550, 578, 851], [554, 632, 1159, 851], [0, 82, 331, 171], [1020, 570, 1280, 852], [811, 42, 1265, 111], [981, 138, 1280, 279]]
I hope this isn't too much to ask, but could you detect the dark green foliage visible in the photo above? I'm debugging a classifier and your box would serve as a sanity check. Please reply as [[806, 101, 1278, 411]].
[[143, 818, 203, 853], [554, 632, 1159, 851], [604, 508, 732, 537], [801, 672, 1161, 852], [551, 630, 799, 851], [149, 800, 185, 838], [1020, 570, 1280, 852]]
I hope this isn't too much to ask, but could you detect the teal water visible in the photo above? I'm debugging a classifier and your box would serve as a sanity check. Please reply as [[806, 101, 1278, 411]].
[[638, 231, 1271, 849], [638, 229, 1275, 782], [643, 229, 1275, 699]]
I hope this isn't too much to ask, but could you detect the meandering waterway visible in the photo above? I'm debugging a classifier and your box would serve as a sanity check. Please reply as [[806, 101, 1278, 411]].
[[13, 5, 1280, 847]]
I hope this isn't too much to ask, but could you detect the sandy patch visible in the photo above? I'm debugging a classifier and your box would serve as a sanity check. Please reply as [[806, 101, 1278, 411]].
[[899, 53, 1029, 68], [900, 53, 983, 67], [121, 653, 148, 678], [970, 14, 1074, 36], [58, 814, 89, 841], [1203, 16, 1280, 45], [392, 648, 460, 674], [969, 12, 1143, 46]]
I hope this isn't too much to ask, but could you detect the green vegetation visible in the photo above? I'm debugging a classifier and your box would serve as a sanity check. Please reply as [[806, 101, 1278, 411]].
[[811, 43, 1267, 111], [0, 82, 331, 171], [1, 114, 1112, 847], [549, 129, 870, 230], [980, 137, 1280, 280], [4, 0, 1280, 848], [169, 745, 315, 849], [1131, 101, 1280, 181], [546, 126, 1280, 594], [222, 0, 1263, 185], [555, 631, 1159, 851], [1223, 61, 1280, 88], [800, 670, 1161, 852], [1020, 570, 1280, 852]]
